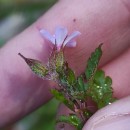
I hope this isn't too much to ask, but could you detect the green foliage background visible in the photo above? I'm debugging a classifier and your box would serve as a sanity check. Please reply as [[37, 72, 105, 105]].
[[0, 0, 59, 130]]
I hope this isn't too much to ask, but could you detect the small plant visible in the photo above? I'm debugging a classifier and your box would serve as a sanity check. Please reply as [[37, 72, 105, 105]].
[[19, 26, 116, 130]]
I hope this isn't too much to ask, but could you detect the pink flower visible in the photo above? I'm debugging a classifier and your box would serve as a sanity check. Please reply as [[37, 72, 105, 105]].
[[40, 26, 81, 51]]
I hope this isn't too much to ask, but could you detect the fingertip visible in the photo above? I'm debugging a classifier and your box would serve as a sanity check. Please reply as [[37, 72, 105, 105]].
[[83, 96, 130, 130]]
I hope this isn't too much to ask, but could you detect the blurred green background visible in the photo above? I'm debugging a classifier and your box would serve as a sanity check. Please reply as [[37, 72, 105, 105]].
[[0, 0, 60, 130]]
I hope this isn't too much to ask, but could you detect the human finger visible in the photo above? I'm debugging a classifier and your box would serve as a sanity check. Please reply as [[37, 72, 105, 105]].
[[83, 96, 130, 130]]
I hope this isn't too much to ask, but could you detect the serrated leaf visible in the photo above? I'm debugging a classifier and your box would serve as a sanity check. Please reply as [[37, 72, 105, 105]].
[[51, 89, 74, 111], [19, 53, 49, 79], [85, 44, 102, 80], [88, 70, 115, 108], [56, 114, 83, 130]]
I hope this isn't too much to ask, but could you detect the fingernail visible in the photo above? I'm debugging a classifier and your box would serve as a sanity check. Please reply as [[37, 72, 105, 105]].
[[83, 96, 130, 130], [92, 112, 130, 130]]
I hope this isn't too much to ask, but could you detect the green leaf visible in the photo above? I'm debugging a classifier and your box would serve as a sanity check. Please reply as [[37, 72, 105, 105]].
[[88, 70, 115, 108], [56, 114, 83, 130], [85, 44, 102, 80], [68, 75, 88, 100], [51, 89, 74, 111], [71, 76, 87, 100], [19, 53, 49, 79]]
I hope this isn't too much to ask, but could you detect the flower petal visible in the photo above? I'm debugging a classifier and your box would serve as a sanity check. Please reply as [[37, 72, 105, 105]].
[[55, 26, 68, 47], [40, 29, 55, 44], [66, 40, 77, 47], [63, 31, 81, 46]]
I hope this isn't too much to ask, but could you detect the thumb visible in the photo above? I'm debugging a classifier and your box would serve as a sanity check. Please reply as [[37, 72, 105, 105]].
[[83, 96, 130, 130]]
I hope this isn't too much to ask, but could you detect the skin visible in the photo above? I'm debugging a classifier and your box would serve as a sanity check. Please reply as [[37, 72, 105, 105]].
[[0, 0, 130, 129]]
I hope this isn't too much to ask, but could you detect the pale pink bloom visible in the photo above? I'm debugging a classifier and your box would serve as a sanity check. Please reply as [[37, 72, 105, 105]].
[[40, 26, 81, 51]]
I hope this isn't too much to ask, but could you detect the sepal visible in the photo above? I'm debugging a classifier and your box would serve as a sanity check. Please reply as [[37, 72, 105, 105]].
[[18, 53, 49, 79]]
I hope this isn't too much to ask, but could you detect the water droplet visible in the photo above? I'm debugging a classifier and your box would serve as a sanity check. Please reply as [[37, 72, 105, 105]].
[[97, 86, 100, 88], [71, 116, 74, 119], [99, 92, 102, 96], [105, 84, 107, 86]]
